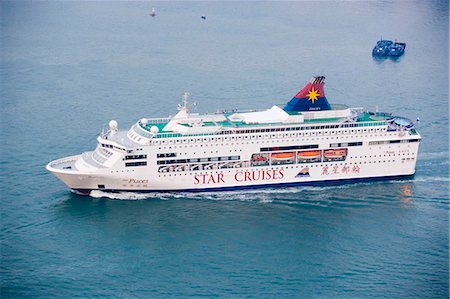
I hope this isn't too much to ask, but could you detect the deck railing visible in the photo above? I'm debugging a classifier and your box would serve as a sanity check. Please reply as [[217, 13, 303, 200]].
[[50, 155, 79, 166], [141, 117, 171, 124], [149, 119, 389, 139]]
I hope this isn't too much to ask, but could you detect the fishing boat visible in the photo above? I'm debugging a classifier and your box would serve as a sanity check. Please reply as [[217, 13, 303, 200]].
[[388, 41, 406, 57], [372, 39, 393, 57]]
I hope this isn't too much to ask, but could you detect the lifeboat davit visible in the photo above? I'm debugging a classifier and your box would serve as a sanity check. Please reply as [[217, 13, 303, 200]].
[[271, 152, 295, 160], [297, 150, 321, 159], [323, 149, 347, 158]]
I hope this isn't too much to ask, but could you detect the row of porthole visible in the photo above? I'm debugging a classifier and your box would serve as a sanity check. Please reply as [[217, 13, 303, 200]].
[[155, 133, 397, 150], [153, 129, 373, 142], [153, 146, 414, 160], [349, 153, 414, 159], [169, 149, 244, 157], [152, 130, 390, 147], [154, 149, 415, 162], [110, 169, 136, 173], [146, 121, 388, 138]]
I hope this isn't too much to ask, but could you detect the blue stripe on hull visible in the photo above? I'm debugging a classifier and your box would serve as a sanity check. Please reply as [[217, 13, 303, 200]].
[[72, 174, 415, 195]]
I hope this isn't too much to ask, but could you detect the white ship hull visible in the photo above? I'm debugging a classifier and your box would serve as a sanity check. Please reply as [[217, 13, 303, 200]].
[[46, 77, 421, 195], [46, 129, 420, 194]]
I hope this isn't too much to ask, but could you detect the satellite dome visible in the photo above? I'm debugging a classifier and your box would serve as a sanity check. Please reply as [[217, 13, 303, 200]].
[[109, 120, 118, 130], [150, 126, 159, 134], [141, 118, 148, 125]]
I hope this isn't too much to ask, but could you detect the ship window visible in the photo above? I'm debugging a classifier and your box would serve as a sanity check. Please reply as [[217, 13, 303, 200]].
[[125, 154, 147, 160], [125, 162, 147, 167], [260, 144, 318, 152], [98, 185, 105, 189], [329, 142, 362, 147], [157, 153, 176, 158]]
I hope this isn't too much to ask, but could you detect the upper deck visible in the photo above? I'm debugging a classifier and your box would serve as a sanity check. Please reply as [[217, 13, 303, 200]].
[[117, 76, 418, 144], [136, 109, 396, 139]]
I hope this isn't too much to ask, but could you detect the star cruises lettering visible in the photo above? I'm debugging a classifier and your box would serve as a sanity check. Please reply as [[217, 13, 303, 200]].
[[194, 169, 284, 185]]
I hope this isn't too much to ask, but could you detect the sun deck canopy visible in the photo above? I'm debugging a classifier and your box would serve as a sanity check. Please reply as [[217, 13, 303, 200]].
[[228, 105, 294, 124]]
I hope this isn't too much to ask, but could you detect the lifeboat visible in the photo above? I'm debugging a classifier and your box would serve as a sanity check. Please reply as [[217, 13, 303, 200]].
[[297, 150, 321, 159], [271, 152, 295, 160], [252, 155, 268, 161], [323, 149, 347, 158]]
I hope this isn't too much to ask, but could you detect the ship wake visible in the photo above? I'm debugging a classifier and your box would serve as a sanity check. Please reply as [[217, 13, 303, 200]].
[[86, 181, 409, 203]]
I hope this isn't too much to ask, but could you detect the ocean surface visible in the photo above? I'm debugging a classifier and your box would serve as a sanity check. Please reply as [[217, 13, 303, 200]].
[[1, 1, 449, 298]]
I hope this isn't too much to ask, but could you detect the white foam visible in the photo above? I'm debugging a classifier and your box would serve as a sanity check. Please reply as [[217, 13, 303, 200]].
[[413, 176, 450, 183], [86, 175, 441, 202], [89, 190, 168, 201]]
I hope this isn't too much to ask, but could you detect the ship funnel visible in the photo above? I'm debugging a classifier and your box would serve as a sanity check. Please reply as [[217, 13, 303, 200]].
[[284, 76, 331, 112]]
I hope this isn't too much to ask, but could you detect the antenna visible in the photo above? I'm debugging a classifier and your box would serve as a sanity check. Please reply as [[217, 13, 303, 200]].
[[179, 92, 191, 113]]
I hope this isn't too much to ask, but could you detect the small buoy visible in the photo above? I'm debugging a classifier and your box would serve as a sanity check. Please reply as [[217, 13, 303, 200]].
[[201, 16, 206, 20]]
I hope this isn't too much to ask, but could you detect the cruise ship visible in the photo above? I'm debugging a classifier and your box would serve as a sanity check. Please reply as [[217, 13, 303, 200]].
[[46, 76, 421, 194]]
